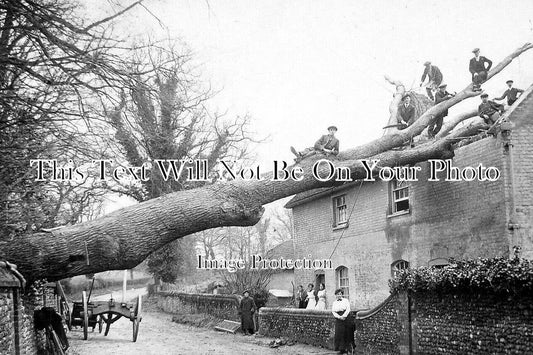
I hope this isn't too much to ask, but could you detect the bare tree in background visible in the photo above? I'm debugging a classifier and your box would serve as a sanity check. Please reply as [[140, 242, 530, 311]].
[[0, 0, 149, 238], [104, 44, 259, 283]]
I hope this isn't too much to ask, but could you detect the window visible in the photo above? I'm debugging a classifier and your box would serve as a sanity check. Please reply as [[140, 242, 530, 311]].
[[428, 258, 449, 269], [332, 195, 348, 227], [390, 180, 409, 215], [391, 259, 409, 278], [336, 266, 349, 297]]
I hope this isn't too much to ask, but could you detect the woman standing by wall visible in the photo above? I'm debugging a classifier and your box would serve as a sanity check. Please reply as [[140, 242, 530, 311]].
[[331, 288, 355, 354], [316, 283, 327, 310], [305, 283, 316, 309]]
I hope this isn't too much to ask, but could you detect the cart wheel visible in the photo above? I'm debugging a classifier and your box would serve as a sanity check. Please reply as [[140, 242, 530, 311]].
[[82, 291, 89, 340], [132, 295, 142, 342], [98, 315, 103, 333], [104, 313, 112, 336]]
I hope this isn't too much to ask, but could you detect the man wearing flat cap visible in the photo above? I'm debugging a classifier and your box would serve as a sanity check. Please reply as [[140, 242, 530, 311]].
[[238, 290, 257, 335], [290, 126, 340, 160], [420, 61, 443, 101], [429, 83, 455, 138], [494, 80, 524, 106], [397, 95, 416, 129], [469, 48, 492, 91], [478, 93, 504, 125]]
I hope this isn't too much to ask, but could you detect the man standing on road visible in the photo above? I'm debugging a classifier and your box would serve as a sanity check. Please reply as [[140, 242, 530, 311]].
[[420, 61, 443, 101], [238, 290, 257, 335]]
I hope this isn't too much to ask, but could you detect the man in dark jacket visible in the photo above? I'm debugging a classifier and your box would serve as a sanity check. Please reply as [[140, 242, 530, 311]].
[[428, 84, 455, 138], [239, 290, 257, 335], [290, 126, 340, 160], [397, 95, 415, 129], [494, 80, 524, 106], [296, 285, 308, 309], [469, 48, 492, 91], [478, 93, 504, 124], [420, 61, 443, 100]]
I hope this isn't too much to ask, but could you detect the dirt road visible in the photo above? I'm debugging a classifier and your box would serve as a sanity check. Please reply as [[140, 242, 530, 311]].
[[68, 310, 333, 355]]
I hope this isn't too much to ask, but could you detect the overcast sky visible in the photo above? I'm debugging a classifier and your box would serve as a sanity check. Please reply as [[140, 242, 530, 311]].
[[88, 0, 533, 166], [84, 0, 533, 211]]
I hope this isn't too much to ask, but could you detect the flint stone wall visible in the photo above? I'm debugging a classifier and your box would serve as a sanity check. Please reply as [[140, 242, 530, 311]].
[[258, 307, 337, 349], [154, 291, 240, 322]]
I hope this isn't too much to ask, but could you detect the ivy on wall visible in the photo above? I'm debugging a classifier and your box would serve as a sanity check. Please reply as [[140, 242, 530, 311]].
[[389, 257, 533, 297]]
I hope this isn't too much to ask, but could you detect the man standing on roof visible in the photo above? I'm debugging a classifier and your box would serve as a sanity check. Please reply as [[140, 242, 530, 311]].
[[290, 126, 339, 160], [420, 61, 443, 101], [469, 48, 492, 91], [494, 80, 524, 106], [428, 84, 455, 138], [478, 93, 504, 125]]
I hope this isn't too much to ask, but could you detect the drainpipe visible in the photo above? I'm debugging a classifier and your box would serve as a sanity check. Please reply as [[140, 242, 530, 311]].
[[500, 123, 519, 253]]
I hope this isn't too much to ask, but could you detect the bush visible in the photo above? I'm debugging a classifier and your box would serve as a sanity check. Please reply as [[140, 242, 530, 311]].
[[389, 257, 533, 297]]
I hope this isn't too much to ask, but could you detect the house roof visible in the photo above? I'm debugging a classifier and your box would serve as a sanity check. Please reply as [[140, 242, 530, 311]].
[[284, 182, 359, 209], [266, 240, 294, 259]]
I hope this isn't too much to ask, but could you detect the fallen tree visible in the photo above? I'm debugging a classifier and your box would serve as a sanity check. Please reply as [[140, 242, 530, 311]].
[[1, 42, 532, 281]]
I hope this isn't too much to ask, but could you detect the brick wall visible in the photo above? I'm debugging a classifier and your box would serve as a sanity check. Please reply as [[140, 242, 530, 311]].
[[290, 88, 533, 311], [153, 291, 241, 322], [292, 133, 515, 309], [508, 88, 533, 259], [258, 307, 337, 349]]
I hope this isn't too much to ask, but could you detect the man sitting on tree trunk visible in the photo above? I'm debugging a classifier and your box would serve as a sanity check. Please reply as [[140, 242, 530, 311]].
[[428, 83, 455, 138], [478, 93, 504, 125], [469, 48, 492, 91], [290, 126, 339, 161], [420, 61, 443, 101], [397, 95, 415, 130]]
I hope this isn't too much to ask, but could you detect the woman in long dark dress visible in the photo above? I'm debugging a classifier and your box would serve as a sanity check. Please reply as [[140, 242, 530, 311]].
[[331, 288, 355, 354], [239, 290, 257, 335]]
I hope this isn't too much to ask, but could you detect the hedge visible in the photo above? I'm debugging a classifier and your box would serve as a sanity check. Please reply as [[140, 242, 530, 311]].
[[389, 257, 533, 297]]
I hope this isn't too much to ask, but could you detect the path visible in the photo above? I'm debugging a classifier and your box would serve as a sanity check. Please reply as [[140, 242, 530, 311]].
[[68, 311, 334, 355]]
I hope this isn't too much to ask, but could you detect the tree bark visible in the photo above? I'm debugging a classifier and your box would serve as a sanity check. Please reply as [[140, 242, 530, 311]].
[[1, 43, 531, 281]]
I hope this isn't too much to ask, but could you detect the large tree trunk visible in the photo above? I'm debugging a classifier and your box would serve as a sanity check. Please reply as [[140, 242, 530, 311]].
[[1, 43, 531, 281]]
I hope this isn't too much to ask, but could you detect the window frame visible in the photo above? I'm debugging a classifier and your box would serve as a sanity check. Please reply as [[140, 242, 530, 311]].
[[391, 259, 410, 278], [336, 266, 349, 297], [389, 179, 410, 216], [332, 194, 348, 229]]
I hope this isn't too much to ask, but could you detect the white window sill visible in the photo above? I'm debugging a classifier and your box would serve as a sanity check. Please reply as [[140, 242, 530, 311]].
[[332, 222, 349, 231], [387, 210, 410, 218]]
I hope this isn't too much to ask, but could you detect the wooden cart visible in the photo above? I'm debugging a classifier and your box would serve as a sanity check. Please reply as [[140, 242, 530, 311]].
[[70, 278, 142, 342]]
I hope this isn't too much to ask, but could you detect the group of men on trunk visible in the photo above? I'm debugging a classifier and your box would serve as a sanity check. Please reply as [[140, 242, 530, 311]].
[[290, 48, 524, 162], [398, 48, 524, 138]]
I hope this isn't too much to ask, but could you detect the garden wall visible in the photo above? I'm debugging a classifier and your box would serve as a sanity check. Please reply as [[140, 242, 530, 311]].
[[153, 291, 241, 322], [412, 292, 533, 354], [258, 307, 337, 349]]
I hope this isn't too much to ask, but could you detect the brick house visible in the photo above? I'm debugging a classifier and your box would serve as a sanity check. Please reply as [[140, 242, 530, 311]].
[[285, 85, 533, 309]]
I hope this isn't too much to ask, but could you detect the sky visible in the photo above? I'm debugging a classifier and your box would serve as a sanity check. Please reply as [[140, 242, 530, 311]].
[[84, 0, 533, 211]]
